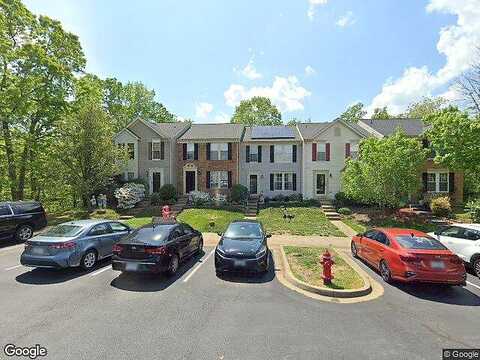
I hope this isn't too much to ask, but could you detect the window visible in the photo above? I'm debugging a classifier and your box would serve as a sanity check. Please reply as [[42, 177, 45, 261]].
[[43, 225, 83, 237], [89, 224, 111, 236], [152, 141, 163, 160], [186, 143, 195, 160], [364, 230, 378, 240], [170, 227, 184, 239], [440, 226, 464, 238], [427, 171, 449, 192], [0, 205, 12, 216], [210, 171, 229, 189], [396, 236, 446, 250], [250, 146, 259, 162], [463, 229, 480, 241], [374, 232, 389, 246], [127, 172, 135, 181], [210, 143, 228, 160], [284, 173, 293, 190], [274, 173, 283, 190], [274, 145, 292, 163], [273, 173, 295, 191], [127, 143, 135, 159], [182, 224, 194, 235], [350, 142, 359, 159], [317, 143, 326, 161], [109, 222, 130, 233]]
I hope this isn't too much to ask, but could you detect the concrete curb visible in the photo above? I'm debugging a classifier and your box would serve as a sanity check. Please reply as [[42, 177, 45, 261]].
[[279, 245, 372, 299]]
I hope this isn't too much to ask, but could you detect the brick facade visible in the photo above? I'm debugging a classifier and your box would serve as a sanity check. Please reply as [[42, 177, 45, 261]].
[[176, 142, 240, 196], [419, 160, 464, 204]]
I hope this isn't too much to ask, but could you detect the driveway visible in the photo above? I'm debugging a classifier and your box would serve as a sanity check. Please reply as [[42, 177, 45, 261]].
[[0, 244, 479, 360]]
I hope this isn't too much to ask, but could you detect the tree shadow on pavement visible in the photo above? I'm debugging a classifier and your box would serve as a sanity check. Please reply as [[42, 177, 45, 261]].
[[15, 258, 112, 285], [216, 252, 276, 284], [110, 250, 205, 292]]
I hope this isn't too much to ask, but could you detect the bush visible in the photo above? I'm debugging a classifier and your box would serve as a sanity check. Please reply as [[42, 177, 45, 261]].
[[338, 207, 352, 216], [151, 192, 162, 205], [467, 199, 480, 222], [287, 193, 303, 202], [230, 184, 248, 203], [190, 191, 212, 207], [273, 194, 286, 202], [126, 178, 149, 193], [430, 196, 451, 217], [114, 183, 146, 209], [90, 208, 120, 220], [159, 184, 177, 202]]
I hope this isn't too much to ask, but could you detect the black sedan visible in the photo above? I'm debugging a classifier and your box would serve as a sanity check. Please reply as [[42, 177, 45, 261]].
[[112, 220, 203, 275], [215, 220, 271, 275]]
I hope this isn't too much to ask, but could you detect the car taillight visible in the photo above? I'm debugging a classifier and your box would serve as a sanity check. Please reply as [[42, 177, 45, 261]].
[[145, 246, 167, 255], [449, 256, 463, 265], [49, 241, 75, 250], [399, 254, 420, 263], [112, 244, 123, 254]]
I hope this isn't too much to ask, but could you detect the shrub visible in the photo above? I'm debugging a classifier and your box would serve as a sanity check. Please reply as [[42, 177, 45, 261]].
[[430, 196, 451, 217], [159, 184, 177, 202], [126, 178, 149, 193], [273, 194, 286, 202], [90, 208, 120, 220], [151, 192, 162, 206], [467, 199, 480, 222], [287, 193, 303, 202], [230, 184, 248, 203], [190, 191, 212, 207], [338, 207, 352, 216], [114, 183, 146, 209]]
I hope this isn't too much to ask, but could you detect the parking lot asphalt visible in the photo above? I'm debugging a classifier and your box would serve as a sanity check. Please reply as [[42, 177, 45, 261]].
[[0, 243, 479, 360]]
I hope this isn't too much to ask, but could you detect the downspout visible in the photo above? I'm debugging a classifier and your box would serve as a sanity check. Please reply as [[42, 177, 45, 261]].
[[296, 124, 305, 197]]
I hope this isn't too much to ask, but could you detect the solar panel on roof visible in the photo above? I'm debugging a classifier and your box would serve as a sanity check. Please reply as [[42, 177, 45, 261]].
[[251, 126, 295, 139]]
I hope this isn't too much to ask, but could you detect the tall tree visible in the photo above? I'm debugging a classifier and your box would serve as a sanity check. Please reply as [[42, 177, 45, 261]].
[[371, 106, 392, 119], [339, 102, 367, 123], [456, 48, 480, 116], [231, 97, 282, 126], [401, 97, 446, 119]]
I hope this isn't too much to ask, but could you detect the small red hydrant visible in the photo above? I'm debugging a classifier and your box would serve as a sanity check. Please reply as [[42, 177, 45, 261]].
[[321, 250, 335, 285], [162, 205, 171, 220]]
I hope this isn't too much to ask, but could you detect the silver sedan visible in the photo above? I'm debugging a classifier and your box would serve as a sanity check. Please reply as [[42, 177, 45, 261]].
[[20, 219, 132, 270]]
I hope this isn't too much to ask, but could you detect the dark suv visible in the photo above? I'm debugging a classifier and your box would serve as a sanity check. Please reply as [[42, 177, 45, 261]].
[[0, 201, 47, 242]]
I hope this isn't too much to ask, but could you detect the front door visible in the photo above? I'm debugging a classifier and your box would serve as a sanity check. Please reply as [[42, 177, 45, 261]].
[[185, 171, 196, 193], [316, 173, 326, 196], [249, 175, 258, 194], [153, 172, 162, 193]]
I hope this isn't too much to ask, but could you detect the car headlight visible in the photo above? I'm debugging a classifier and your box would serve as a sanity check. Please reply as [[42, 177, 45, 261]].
[[256, 246, 267, 259]]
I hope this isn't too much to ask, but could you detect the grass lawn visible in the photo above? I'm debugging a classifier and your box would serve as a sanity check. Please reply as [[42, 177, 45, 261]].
[[176, 208, 245, 233], [284, 246, 364, 290], [257, 207, 345, 237], [341, 215, 438, 234]]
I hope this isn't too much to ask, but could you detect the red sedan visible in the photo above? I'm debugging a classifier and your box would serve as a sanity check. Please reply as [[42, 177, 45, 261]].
[[351, 228, 466, 285]]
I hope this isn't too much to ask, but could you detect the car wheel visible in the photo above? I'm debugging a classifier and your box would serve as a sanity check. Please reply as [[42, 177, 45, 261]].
[[81, 250, 97, 271], [196, 238, 203, 255], [473, 258, 480, 278], [167, 254, 179, 276], [351, 241, 358, 258], [379, 260, 392, 283], [15, 225, 33, 242]]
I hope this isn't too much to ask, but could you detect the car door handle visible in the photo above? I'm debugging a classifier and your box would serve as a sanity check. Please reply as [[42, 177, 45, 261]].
[[379, 248, 384, 252]]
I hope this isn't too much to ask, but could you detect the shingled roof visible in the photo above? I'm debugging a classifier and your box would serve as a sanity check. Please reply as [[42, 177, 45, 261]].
[[179, 123, 245, 141], [243, 126, 302, 142], [296, 122, 329, 140], [147, 121, 190, 138], [358, 118, 427, 137]]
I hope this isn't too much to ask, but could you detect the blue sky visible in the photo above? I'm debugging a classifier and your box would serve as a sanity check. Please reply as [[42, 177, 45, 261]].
[[23, 0, 479, 123]]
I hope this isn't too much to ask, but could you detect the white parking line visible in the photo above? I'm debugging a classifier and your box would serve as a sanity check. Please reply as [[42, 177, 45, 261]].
[[4, 264, 22, 271], [89, 267, 112, 277], [467, 281, 480, 291], [183, 249, 215, 283]]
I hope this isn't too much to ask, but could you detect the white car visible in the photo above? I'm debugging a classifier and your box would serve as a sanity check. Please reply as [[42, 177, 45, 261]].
[[428, 224, 480, 278]]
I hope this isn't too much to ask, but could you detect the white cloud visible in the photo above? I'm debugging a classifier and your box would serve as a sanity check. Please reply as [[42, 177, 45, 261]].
[[307, 0, 328, 20], [224, 76, 311, 112], [305, 65, 317, 77], [336, 11, 356, 27], [368, 0, 480, 115], [195, 102, 214, 119], [234, 57, 262, 80]]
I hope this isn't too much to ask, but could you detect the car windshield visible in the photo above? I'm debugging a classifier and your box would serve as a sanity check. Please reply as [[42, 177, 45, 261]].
[[123, 225, 173, 244], [224, 223, 263, 239], [396, 235, 447, 250], [42, 224, 83, 237]]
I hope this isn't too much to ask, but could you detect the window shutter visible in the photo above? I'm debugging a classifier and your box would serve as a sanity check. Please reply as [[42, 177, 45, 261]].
[[182, 143, 187, 160], [270, 174, 274, 191], [312, 143, 317, 161], [228, 143, 232, 160], [270, 145, 274, 163], [228, 171, 232, 188], [194, 143, 199, 160], [148, 142, 153, 160], [206, 143, 211, 160], [422, 173, 428, 192], [345, 143, 351, 158], [246, 145, 250, 163], [160, 141, 165, 160], [292, 145, 297, 163], [258, 145, 262, 163], [326, 143, 331, 161], [206, 171, 211, 189], [292, 173, 297, 191], [449, 172, 455, 193]]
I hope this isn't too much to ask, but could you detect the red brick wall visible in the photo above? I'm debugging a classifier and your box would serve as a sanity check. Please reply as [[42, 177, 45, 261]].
[[176, 142, 239, 195]]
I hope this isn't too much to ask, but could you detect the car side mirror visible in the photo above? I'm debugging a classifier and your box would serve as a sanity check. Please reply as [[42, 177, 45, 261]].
[[356, 233, 363, 237], [217, 232, 223, 237], [433, 230, 440, 235], [266, 234, 272, 238]]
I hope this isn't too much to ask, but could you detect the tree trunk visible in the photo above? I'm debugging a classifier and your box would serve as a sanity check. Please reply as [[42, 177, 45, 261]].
[[17, 119, 38, 200], [1, 118, 18, 200]]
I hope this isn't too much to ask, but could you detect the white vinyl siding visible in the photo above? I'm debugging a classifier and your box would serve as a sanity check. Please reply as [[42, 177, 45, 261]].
[[274, 145, 292, 163]]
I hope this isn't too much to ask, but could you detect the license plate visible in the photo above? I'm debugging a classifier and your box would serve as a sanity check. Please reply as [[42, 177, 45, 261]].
[[234, 259, 246, 267], [31, 247, 45, 255], [125, 262, 139, 271], [430, 261, 445, 269]]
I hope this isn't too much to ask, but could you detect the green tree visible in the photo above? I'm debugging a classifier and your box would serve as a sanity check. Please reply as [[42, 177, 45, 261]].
[[401, 97, 446, 119], [339, 102, 366, 123], [231, 97, 282, 126], [342, 131, 427, 207], [371, 106, 392, 119]]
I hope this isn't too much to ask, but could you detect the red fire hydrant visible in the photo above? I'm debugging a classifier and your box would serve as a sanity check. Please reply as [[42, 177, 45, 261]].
[[321, 250, 335, 285], [162, 205, 171, 220]]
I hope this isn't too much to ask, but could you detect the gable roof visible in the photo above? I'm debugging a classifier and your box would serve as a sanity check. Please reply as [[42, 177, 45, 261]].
[[179, 123, 245, 141], [358, 118, 427, 137], [147, 121, 190, 138], [296, 123, 329, 140], [243, 125, 301, 142], [114, 127, 140, 140]]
